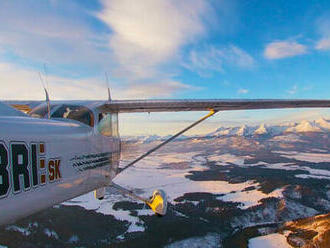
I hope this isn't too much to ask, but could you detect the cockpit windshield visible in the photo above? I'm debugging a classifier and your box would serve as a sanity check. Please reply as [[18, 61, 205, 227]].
[[29, 104, 58, 118], [51, 105, 94, 127]]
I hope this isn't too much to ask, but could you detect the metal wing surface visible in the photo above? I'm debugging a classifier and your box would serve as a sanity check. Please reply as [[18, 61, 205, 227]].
[[98, 99, 330, 113], [4, 101, 43, 113]]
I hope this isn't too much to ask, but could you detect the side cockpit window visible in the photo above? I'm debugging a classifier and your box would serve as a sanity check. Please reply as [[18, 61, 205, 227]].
[[98, 113, 112, 136], [51, 105, 94, 127], [98, 112, 119, 137]]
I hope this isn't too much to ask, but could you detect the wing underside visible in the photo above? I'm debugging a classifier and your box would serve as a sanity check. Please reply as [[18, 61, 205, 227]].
[[4, 99, 330, 114], [98, 99, 330, 113]]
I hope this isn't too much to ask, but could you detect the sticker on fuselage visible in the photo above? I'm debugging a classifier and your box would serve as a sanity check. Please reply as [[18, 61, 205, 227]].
[[70, 152, 112, 172], [0, 141, 61, 198]]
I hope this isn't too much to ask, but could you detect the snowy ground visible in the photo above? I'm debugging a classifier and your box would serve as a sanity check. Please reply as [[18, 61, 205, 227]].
[[248, 233, 292, 248], [273, 151, 330, 163], [63, 150, 305, 231], [218, 188, 283, 209], [1, 133, 328, 247], [209, 152, 330, 180], [63, 147, 329, 235], [165, 233, 221, 248]]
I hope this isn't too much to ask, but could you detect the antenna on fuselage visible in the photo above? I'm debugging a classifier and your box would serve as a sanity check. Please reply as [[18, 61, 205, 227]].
[[44, 88, 51, 119], [105, 72, 111, 101], [43, 64, 50, 92], [38, 68, 51, 119]]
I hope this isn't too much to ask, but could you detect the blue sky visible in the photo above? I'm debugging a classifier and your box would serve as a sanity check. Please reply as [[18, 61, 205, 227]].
[[0, 0, 329, 135]]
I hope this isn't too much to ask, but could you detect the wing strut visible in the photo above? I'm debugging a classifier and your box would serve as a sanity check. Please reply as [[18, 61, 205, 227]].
[[120, 109, 218, 173], [111, 109, 217, 216]]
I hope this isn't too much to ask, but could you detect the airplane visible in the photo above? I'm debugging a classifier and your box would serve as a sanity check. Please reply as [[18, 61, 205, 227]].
[[0, 96, 330, 226]]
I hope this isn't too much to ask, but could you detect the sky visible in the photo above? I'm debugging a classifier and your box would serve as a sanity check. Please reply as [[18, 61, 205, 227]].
[[0, 0, 329, 135]]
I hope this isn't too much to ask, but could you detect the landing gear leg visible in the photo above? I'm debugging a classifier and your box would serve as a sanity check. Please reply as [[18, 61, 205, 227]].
[[111, 183, 168, 216], [94, 187, 106, 200]]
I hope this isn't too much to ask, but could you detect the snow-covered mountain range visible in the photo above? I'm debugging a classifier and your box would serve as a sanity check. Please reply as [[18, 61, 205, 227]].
[[210, 118, 330, 137], [125, 118, 330, 143]]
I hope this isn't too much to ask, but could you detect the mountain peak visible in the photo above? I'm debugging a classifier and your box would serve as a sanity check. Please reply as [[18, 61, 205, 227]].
[[315, 117, 330, 130], [286, 120, 322, 133], [254, 123, 268, 135], [237, 125, 249, 136]]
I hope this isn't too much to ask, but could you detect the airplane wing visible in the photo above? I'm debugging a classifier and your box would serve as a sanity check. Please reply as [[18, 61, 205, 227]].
[[4, 101, 42, 113], [97, 99, 330, 113], [5, 99, 330, 114]]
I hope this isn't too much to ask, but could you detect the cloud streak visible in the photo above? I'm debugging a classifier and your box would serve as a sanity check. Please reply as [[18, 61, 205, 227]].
[[0, 0, 111, 71], [315, 39, 330, 50], [184, 44, 255, 76], [287, 85, 298, 95], [264, 41, 307, 59], [0, 62, 194, 100], [315, 15, 330, 51], [237, 88, 249, 94]]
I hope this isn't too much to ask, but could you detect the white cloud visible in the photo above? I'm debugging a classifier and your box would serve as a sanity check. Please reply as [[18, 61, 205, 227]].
[[97, 0, 212, 80], [184, 45, 255, 76], [114, 81, 197, 99], [315, 15, 330, 51], [315, 39, 330, 50], [237, 88, 249, 94], [264, 41, 307, 59], [0, 62, 106, 100], [0, 1, 208, 98], [0, 1, 111, 69], [286, 85, 298, 95], [0, 62, 193, 100], [228, 45, 255, 68]]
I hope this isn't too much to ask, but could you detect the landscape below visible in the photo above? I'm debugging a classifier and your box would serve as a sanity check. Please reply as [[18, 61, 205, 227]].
[[0, 118, 329, 248]]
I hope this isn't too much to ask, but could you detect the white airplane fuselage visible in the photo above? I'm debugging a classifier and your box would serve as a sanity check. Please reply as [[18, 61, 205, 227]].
[[0, 111, 120, 225]]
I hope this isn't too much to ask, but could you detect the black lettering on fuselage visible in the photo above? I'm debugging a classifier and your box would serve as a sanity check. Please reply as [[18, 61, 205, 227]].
[[31, 144, 38, 186], [11, 143, 30, 193], [0, 141, 64, 198], [0, 142, 10, 198]]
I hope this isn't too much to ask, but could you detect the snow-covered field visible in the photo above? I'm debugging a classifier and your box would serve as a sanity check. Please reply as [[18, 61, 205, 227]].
[[64, 149, 330, 232], [208, 153, 252, 166], [63, 191, 148, 233], [64, 151, 287, 232], [165, 233, 220, 248], [63, 144, 329, 235], [218, 188, 283, 209], [2, 124, 328, 247], [274, 151, 330, 163], [209, 152, 330, 179], [248, 233, 292, 248]]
